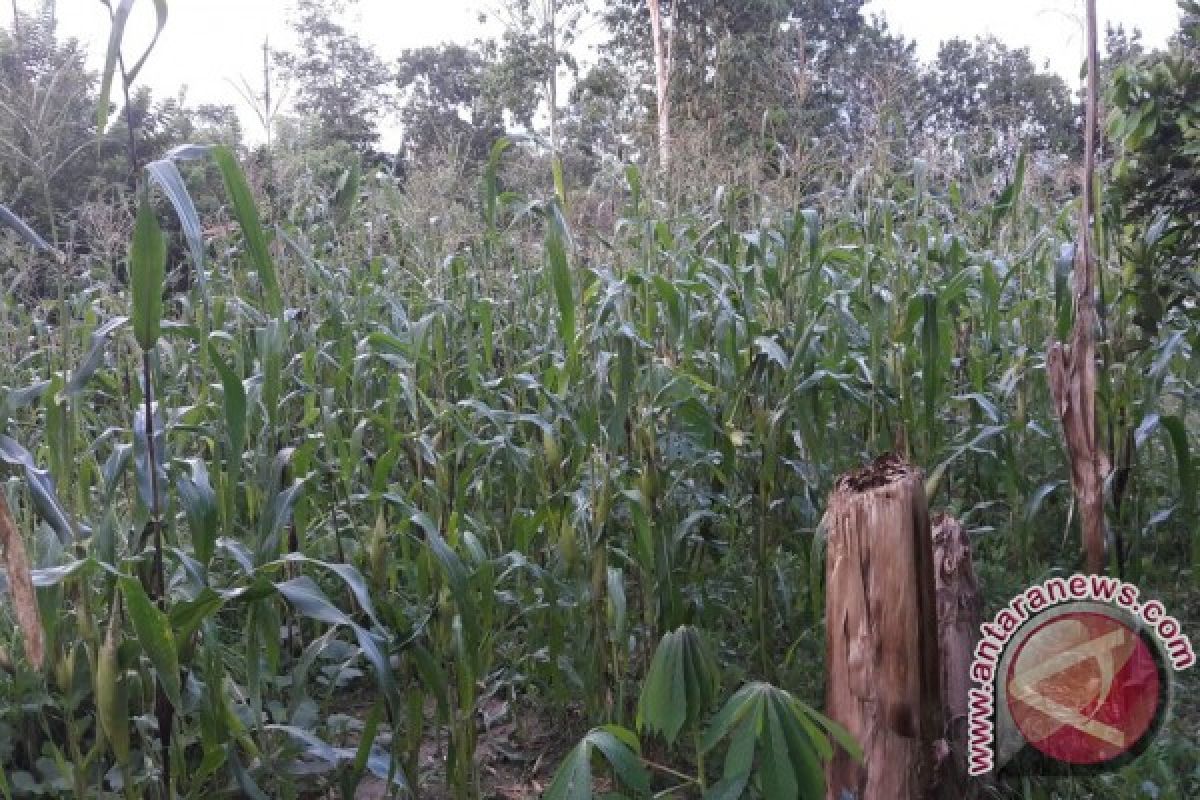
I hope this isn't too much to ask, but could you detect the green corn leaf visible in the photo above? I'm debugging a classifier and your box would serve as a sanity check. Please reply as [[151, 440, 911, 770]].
[[0, 203, 52, 251], [130, 200, 166, 351], [274, 576, 351, 626], [0, 434, 82, 544], [125, 0, 168, 83], [66, 317, 128, 395], [97, 0, 134, 133], [256, 480, 306, 564], [208, 342, 246, 457], [119, 575, 182, 711], [146, 154, 205, 279], [481, 137, 511, 232], [168, 587, 224, 651], [332, 159, 362, 224], [920, 290, 941, 452], [177, 459, 218, 568], [212, 145, 282, 316], [228, 744, 271, 800], [1160, 415, 1195, 514], [545, 201, 576, 359], [277, 553, 383, 630]]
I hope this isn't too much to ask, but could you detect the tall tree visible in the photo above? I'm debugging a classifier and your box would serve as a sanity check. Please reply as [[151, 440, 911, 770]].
[[0, 0, 95, 242], [561, 58, 638, 178], [920, 36, 1077, 165], [645, 0, 674, 171], [275, 0, 390, 152], [1106, 0, 1200, 336], [601, 0, 916, 168], [491, 0, 585, 156], [394, 41, 509, 166]]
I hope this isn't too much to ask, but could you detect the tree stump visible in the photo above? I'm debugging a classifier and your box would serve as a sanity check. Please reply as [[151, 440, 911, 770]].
[[824, 455, 943, 800], [931, 513, 982, 798]]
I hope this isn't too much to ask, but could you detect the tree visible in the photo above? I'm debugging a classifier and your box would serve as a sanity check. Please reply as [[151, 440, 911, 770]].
[[645, 0, 674, 171], [274, 0, 391, 152], [1106, 0, 1200, 336], [394, 41, 508, 166], [920, 36, 1077, 166], [600, 0, 918, 171], [0, 0, 96, 242], [560, 58, 638, 180], [490, 0, 585, 157]]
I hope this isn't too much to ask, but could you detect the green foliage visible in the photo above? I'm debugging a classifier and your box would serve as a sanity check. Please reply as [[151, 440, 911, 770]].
[[395, 42, 511, 165], [0, 4, 1198, 800], [129, 200, 166, 351], [118, 575, 181, 711], [637, 625, 720, 745], [545, 726, 650, 800], [274, 0, 390, 151], [701, 682, 859, 800], [921, 35, 1077, 161], [212, 144, 283, 316], [1106, 3, 1200, 336]]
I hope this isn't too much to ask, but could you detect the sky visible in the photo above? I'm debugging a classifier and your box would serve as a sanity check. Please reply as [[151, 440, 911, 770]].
[[12, 0, 1187, 148]]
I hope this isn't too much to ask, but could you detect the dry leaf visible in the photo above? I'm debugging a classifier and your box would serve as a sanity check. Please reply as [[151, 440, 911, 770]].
[[0, 491, 43, 670]]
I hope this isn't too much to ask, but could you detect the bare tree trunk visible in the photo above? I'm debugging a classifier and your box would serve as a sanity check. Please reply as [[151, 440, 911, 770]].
[[646, 0, 673, 172], [932, 513, 982, 798], [546, 0, 559, 156], [824, 455, 943, 800], [1047, 0, 1108, 575]]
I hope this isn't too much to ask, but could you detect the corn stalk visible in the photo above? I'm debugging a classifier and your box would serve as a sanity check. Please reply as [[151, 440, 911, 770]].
[[1047, 0, 1109, 575]]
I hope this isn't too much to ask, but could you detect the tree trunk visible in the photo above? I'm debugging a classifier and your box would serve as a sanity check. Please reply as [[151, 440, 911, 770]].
[[824, 454, 943, 800], [646, 0, 673, 172], [545, 0, 559, 156], [931, 513, 982, 798], [1047, 0, 1108, 575]]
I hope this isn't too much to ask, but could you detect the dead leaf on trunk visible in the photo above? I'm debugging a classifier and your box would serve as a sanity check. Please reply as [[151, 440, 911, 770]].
[[0, 491, 43, 670]]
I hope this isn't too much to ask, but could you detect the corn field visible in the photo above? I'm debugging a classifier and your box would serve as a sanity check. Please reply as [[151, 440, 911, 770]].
[[0, 2, 1197, 800]]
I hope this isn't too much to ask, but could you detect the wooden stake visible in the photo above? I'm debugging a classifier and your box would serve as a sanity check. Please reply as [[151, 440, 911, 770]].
[[824, 454, 943, 800]]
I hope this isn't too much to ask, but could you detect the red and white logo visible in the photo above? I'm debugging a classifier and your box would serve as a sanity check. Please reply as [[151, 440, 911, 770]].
[[1005, 610, 1162, 766], [966, 575, 1193, 776]]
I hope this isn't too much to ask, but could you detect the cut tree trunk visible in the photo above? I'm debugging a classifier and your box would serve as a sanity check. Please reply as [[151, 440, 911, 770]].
[[931, 513, 982, 798], [824, 454, 943, 800]]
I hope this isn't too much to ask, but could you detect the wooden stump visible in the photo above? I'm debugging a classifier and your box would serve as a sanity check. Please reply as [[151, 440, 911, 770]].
[[824, 455, 943, 800], [931, 513, 982, 798]]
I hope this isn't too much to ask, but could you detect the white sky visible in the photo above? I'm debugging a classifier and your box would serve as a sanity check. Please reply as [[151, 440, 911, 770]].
[[13, 0, 1186, 149]]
